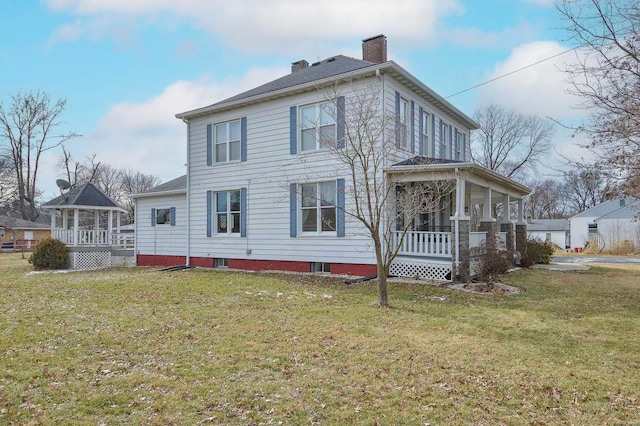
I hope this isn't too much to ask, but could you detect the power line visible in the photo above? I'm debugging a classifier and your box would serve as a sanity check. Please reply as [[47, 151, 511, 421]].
[[445, 46, 580, 99]]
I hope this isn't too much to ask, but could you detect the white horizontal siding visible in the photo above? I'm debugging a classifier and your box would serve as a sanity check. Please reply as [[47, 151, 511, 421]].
[[135, 194, 187, 256]]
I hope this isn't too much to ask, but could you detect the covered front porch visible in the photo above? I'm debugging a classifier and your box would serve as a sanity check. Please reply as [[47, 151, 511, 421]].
[[42, 183, 135, 269], [387, 158, 531, 281]]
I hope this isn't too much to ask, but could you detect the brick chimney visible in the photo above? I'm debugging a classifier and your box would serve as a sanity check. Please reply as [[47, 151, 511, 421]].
[[291, 59, 309, 73], [362, 35, 387, 63]]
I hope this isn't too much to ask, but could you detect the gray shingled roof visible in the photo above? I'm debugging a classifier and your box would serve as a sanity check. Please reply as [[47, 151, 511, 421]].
[[42, 182, 122, 209], [570, 198, 634, 219], [527, 219, 569, 232], [0, 215, 50, 230], [213, 55, 376, 107], [136, 175, 187, 195]]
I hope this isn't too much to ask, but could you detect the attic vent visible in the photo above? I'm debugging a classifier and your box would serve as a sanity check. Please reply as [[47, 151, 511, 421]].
[[327, 57, 336, 62], [312, 61, 320, 66]]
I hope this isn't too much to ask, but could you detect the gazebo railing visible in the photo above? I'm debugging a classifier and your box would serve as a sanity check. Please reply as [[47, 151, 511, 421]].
[[52, 229, 134, 248]]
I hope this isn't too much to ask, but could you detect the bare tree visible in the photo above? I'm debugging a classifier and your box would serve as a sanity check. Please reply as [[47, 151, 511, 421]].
[[526, 178, 568, 219], [556, 0, 640, 198], [562, 166, 617, 214], [471, 104, 554, 181], [0, 91, 79, 220], [59, 146, 101, 190], [120, 169, 161, 222], [317, 81, 456, 307]]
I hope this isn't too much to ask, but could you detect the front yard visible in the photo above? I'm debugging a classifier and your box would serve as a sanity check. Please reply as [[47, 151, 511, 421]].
[[1, 253, 639, 424]]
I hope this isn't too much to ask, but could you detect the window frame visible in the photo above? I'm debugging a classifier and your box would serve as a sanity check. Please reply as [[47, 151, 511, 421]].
[[454, 131, 463, 160], [214, 119, 242, 163], [214, 190, 242, 235], [421, 110, 430, 156], [299, 181, 338, 235], [398, 96, 409, 149], [441, 122, 450, 159], [299, 101, 337, 152]]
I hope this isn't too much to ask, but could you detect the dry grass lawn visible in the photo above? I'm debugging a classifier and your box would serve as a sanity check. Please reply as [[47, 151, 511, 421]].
[[1, 253, 639, 424]]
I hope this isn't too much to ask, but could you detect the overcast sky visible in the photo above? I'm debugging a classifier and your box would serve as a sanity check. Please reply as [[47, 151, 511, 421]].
[[0, 0, 587, 199]]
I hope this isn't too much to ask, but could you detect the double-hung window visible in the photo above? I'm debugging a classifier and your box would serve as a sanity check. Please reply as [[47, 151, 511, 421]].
[[215, 190, 241, 234], [300, 101, 336, 151], [301, 182, 336, 233], [398, 97, 409, 149], [215, 120, 241, 163], [441, 122, 450, 159], [454, 131, 463, 160], [421, 110, 430, 156]]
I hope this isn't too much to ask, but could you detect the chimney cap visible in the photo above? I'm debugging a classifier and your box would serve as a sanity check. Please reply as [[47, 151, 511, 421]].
[[362, 34, 386, 43]]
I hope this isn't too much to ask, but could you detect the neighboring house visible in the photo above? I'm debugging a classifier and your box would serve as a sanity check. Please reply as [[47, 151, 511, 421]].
[[0, 215, 50, 250], [132, 35, 531, 280], [42, 183, 134, 269], [569, 198, 639, 251], [526, 218, 569, 249]]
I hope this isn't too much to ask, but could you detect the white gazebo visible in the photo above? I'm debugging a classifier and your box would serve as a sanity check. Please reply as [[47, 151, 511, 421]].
[[42, 183, 135, 269]]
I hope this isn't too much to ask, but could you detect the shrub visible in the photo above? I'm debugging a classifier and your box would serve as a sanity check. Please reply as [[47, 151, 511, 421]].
[[29, 238, 69, 270], [520, 238, 554, 267], [476, 249, 513, 283]]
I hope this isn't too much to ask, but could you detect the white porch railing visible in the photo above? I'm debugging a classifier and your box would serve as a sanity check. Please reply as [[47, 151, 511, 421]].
[[392, 230, 452, 258], [470, 231, 509, 250], [52, 229, 134, 249], [469, 232, 487, 249]]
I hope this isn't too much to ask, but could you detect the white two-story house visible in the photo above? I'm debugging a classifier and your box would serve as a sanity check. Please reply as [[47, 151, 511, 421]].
[[131, 35, 530, 281]]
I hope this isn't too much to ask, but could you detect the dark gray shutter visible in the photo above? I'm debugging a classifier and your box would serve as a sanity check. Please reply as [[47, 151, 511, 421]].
[[206, 191, 212, 237], [336, 179, 345, 238], [240, 117, 247, 162], [170, 207, 176, 226], [206, 124, 212, 166], [337, 96, 345, 149], [449, 123, 453, 160], [290, 183, 297, 237], [151, 208, 156, 227], [290, 106, 297, 155], [410, 100, 415, 154], [395, 91, 401, 148], [463, 133, 467, 160], [418, 106, 424, 156], [240, 187, 247, 238]]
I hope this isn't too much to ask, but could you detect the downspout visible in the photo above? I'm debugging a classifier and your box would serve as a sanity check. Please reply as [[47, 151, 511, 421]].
[[134, 199, 138, 265], [183, 117, 191, 266]]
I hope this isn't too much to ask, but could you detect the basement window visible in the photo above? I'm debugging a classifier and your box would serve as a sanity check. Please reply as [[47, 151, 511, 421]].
[[215, 258, 229, 268], [311, 262, 331, 273]]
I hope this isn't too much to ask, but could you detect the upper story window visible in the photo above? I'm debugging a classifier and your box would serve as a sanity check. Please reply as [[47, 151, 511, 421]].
[[301, 182, 336, 233], [300, 101, 336, 152], [398, 97, 409, 149], [215, 190, 241, 234], [215, 120, 241, 163], [421, 110, 430, 156], [441, 122, 450, 159], [454, 131, 463, 160]]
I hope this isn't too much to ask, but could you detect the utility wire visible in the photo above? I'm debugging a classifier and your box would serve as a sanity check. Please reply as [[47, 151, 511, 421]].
[[444, 46, 580, 99]]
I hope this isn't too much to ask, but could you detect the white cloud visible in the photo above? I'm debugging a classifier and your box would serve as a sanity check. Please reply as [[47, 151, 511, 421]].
[[46, 66, 287, 196], [476, 41, 583, 120], [44, 0, 463, 55]]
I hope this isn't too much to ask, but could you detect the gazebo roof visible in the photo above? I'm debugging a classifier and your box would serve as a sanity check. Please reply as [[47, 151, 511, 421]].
[[42, 182, 125, 212]]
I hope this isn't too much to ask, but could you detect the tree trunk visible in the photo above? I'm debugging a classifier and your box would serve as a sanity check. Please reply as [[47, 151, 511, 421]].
[[373, 234, 388, 307]]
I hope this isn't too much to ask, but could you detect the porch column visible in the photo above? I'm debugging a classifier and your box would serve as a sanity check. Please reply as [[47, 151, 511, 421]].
[[94, 210, 100, 245], [73, 208, 79, 246], [63, 210, 68, 230], [50, 210, 56, 239], [479, 187, 497, 250], [450, 176, 471, 282], [500, 194, 515, 253], [515, 199, 527, 258], [108, 210, 113, 246]]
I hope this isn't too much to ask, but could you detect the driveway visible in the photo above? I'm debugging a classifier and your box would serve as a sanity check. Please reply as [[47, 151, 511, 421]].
[[552, 256, 640, 264]]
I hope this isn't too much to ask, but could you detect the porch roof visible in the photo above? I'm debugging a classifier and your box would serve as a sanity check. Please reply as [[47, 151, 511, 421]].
[[42, 183, 126, 213], [386, 156, 531, 199]]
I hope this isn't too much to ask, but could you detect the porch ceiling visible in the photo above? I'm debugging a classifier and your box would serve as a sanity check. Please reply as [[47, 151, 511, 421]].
[[385, 160, 531, 200]]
